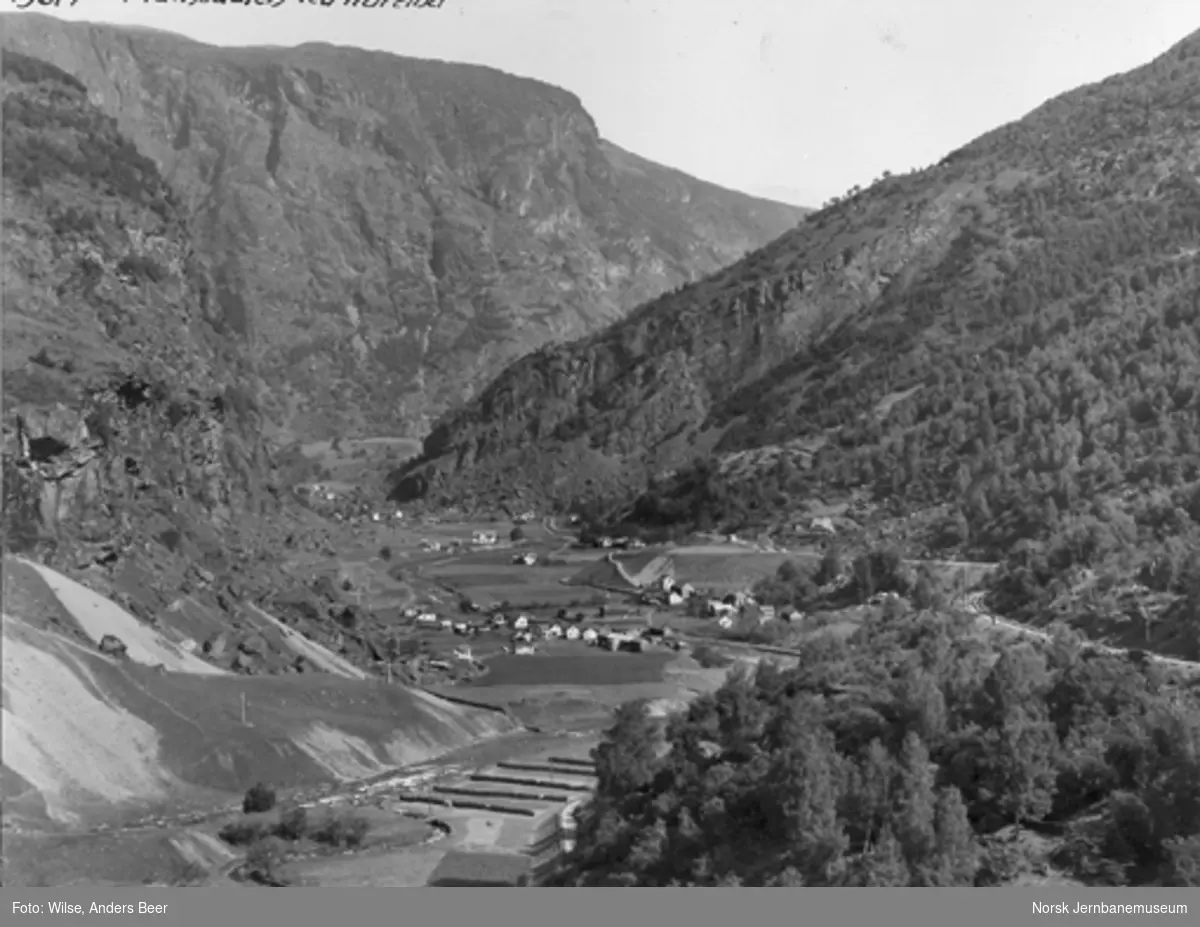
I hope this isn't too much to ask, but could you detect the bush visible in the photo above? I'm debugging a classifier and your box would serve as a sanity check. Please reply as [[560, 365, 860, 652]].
[[691, 644, 733, 669], [276, 806, 309, 841], [379, 545, 392, 560], [510, 526, 526, 542], [219, 820, 271, 846], [311, 813, 371, 849], [244, 837, 288, 886], [242, 782, 277, 814]]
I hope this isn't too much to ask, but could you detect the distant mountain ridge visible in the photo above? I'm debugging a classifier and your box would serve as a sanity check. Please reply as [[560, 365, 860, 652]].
[[1, 13, 806, 441]]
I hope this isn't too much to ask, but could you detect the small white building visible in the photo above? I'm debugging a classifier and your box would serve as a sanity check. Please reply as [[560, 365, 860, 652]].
[[416, 613, 439, 626], [403, 607, 419, 619], [811, 517, 836, 535], [453, 622, 469, 635], [581, 627, 598, 644], [667, 591, 685, 607], [515, 642, 536, 655], [513, 615, 530, 630], [545, 624, 564, 639], [717, 615, 735, 630], [439, 619, 454, 631], [565, 625, 582, 641]]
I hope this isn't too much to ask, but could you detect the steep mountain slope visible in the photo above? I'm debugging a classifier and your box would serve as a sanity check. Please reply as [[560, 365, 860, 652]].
[[396, 31, 1200, 648], [2, 14, 806, 439], [2, 50, 274, 564]]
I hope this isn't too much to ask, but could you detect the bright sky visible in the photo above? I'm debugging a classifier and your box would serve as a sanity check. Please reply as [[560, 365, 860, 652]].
[[33, 0, 1200, 207]]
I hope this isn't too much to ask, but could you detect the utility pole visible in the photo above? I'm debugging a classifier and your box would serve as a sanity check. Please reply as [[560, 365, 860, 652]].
[[240, 691, 248, 726]]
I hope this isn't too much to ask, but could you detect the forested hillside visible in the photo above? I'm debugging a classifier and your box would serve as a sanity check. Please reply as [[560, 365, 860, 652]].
[[553, 605, 1200, 886]]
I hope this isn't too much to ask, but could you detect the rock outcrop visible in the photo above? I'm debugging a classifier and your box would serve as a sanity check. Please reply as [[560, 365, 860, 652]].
[[2, 51, 273, 578]]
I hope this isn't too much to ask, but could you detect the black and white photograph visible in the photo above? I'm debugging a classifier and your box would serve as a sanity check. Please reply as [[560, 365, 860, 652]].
[[2, 0, 1200, 903]]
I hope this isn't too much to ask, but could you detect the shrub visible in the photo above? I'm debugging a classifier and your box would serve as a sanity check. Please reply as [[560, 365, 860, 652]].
[[219, 820, 271, 846], [691, 644, 733, 669], [510, 526, 526, 542], [311, 813, 370, 849], [379, 545, 392, 561], [242, 782, 276, 814], [244, 837, 288, 886], [276, 806, 309, 841]]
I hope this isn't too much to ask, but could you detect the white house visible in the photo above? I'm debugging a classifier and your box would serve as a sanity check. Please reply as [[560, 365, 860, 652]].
[[403, 607, 419, 619], [513, 615, 529, 630], [545, 624, 564, 639], [759, 605, 777, 623], [453, 622, 469, 635], [491, 614, 508, 628], [565, 625, 582, 641], [452, 645, 473, 662], [371, 512, 382, 523], [811, 517, 836, 535], [515, 642, 536, 655], [717, 615, 735, 630], [680, 583, 696, 598], [667, 591, 685, 607], [708, 599, 735, 617], [661, 576, 675, 593], [439, 619, 454, 631], [582, 627, 598, 644]]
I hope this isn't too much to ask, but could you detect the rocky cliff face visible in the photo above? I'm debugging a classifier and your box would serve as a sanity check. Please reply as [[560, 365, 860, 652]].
[[2, 15, 806, 440], [2, 51, 274, 564]]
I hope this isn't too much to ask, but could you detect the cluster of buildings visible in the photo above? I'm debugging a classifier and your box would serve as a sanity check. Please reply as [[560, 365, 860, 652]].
[[589, 535, 647, 550], [402, 604, 671, 656], [295, 482, 403, 525]]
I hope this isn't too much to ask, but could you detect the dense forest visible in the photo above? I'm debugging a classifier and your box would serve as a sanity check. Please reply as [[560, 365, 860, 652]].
[[552, 592, 1200, 886]]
